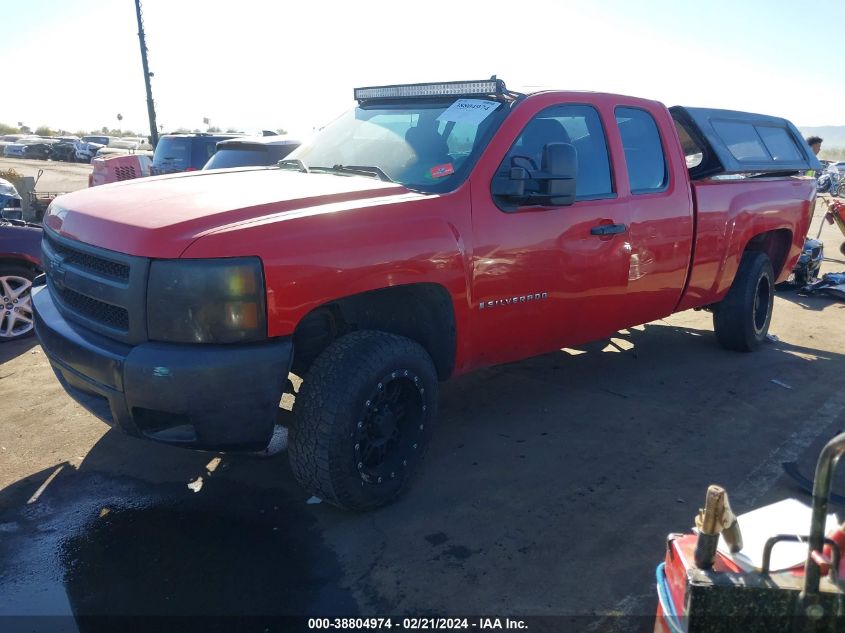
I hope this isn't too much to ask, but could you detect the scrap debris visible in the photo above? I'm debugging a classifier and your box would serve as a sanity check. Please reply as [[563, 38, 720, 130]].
[[799, 272, 845, 300]]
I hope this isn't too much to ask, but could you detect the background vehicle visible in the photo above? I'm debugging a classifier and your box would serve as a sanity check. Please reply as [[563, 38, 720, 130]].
[[790, 238, 824, 286], [49, 140, 81, 162], [0, 178, 23, 220], [203, 136, 300, 170], [0, 134, 35, 153], [94, 137, 153, 159], [151, 133, 241, 175], [22, 139, 60, 160], [33, 79, 819, 510], [0, 218, 41, 341], [89, 154, 153, 187], [817, 163, 842, 196], [3, 137, 54, 159], [73, 136, 114, 163]]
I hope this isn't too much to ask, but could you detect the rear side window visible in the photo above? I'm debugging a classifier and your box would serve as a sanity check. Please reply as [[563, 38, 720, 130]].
[[755, 126, 802, 161], [615, 107, 668, 194], [192, 139, 221, 167], [712, 120, 803, 163], [498, 104, 613, 201], [153, 137, 191, 169], [712, 121, 767, 161]]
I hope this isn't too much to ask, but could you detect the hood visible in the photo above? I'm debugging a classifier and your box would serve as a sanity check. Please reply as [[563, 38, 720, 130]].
[[45, 168, 415, 258]]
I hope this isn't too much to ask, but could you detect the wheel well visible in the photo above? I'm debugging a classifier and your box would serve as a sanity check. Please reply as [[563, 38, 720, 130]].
[[0, 257, 40, 275], [291, 283, 457, 381], [744, 229, 792, 279]]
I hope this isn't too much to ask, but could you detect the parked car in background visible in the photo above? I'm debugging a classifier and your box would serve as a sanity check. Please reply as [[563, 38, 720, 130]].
[[81, 135, 113, 147], [50, 139, 82, 162], [21, 139, 60, 160], [0, 178, 23, 220], [203, 136, 301, 170], [0, 218, 41, 341], [95, 138, 153, 159], [3, 137, 51, 159], [0, 134, 32, 152], [151, 133, 242, 175], [74, 136, 114, 163]]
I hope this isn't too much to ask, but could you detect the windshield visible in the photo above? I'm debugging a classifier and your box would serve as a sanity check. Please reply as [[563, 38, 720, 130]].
[[285, 99, 507, 192]]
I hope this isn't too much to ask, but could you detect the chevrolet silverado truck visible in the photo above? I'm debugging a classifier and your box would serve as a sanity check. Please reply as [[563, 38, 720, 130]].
[[33, 78, 819, 510]]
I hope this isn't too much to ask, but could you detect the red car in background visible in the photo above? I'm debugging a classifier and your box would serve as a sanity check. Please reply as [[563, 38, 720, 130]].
[[0, 219, 42, 341]]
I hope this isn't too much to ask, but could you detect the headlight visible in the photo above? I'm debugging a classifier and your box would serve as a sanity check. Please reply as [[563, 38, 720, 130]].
[[147, 258, 266, 343]]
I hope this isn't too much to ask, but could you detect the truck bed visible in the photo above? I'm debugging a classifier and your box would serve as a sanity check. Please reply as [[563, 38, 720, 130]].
[[677, 176, 814, 312]]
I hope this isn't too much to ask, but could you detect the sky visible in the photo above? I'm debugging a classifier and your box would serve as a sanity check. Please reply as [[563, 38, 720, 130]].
[[1, 0, 842, 140]]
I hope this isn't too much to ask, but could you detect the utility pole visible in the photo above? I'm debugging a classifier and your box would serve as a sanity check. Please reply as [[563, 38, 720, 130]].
[[134, 0, 159, 147]]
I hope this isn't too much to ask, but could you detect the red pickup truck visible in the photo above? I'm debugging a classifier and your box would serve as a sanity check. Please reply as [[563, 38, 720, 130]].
[[33, 78, 819, 510]]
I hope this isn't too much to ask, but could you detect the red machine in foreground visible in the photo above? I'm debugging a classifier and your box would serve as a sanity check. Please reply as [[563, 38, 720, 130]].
[[655, 433, 845, 632]]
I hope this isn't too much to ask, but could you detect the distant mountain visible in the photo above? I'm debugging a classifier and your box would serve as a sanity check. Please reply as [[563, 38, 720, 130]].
[[799, 126, 845, 148]]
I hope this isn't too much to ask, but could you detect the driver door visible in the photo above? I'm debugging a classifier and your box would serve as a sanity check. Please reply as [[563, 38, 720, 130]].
[[468, 102, 635, 367]]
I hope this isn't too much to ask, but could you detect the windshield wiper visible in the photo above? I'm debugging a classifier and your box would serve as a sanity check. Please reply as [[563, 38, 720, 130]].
[[310, 164, 392, 182], [277, 158, 309, 173]]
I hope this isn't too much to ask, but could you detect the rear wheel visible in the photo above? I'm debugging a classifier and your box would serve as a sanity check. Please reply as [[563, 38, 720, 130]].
[[289, 330, 438, 511], [0, 266, 35, 342], [713, 251, 774, 352]]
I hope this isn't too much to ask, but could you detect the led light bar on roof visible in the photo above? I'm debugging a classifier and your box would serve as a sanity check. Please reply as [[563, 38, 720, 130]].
[[354, 79, 501, 101]]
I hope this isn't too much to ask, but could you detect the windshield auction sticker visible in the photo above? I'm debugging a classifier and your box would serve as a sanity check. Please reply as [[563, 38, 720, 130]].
[[437, 99, 500, 125], [430, 163, 455, 178]]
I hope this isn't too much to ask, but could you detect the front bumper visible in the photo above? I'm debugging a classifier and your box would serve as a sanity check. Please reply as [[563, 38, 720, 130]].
[[33, 285, 292, 451]]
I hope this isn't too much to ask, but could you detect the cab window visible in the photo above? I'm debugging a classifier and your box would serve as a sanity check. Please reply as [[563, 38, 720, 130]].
[[497, 104, 613, 201], [615, 107, 668, 194]]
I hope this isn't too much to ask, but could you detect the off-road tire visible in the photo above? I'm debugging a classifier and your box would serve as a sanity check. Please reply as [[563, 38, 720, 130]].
[[289, 330, 438, 511], [713, 251, 774, 352]]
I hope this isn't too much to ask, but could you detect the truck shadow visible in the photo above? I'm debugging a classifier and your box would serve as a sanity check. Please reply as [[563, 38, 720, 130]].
[[0, 336, 38, 363], [1, 321, 844, 622], [775, 286, 845, 312]]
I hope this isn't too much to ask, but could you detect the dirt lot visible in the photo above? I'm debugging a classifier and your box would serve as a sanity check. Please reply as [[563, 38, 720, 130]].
[[1, 199, 844, 629], [0, 156, 92, 193]]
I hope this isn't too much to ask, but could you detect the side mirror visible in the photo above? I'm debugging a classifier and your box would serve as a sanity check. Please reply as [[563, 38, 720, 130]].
[[542, 142, 577, 206], [491, 166, 530, 198], [491, 143, 577, 209]]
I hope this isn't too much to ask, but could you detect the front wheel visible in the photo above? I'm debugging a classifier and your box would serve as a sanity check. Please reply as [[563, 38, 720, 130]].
[[713, 251, 774, 352], [289, 330, 438, 511]]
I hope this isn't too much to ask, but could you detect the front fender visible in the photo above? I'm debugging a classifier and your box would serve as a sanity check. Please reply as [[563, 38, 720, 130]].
[[181, 187, 473, 351]]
